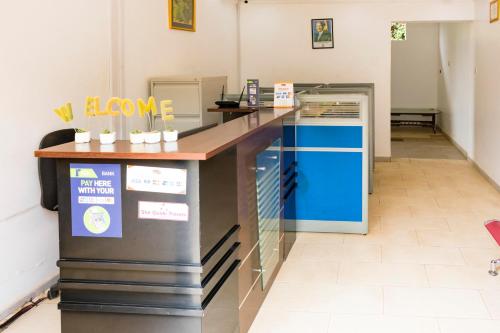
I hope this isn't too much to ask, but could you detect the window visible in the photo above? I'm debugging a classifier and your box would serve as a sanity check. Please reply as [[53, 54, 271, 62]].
[[391, 22, 407, 41]]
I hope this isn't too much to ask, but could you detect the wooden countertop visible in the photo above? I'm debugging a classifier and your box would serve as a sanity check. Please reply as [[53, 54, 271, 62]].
[[35, 108, 295, 161], [207, 107, 272, 113]]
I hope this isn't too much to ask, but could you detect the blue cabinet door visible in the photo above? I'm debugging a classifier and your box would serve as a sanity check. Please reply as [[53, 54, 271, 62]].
[[295, 151, 363, 223]]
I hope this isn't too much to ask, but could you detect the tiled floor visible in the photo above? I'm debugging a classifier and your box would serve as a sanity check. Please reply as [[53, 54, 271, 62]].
[[2, 159, 500, 333], [249, 158, 500, 333], [391, 127, 466, 160]]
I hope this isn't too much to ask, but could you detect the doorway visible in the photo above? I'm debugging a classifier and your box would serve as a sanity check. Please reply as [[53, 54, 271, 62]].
[[390, 22, 475, 160]]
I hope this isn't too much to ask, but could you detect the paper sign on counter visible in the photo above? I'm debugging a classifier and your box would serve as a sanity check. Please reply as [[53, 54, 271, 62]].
[[274, 82, 294, 108], [138, 201, 189, 222], [126, 165, 187, 195]]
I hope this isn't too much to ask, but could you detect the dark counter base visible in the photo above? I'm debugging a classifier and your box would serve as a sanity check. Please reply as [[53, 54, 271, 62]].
[[56, 149, 240, 333], [51, 116, 295, 333]]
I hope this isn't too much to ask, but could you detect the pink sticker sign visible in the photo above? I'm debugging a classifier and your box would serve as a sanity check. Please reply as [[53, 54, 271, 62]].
[[138, 201, 189, 222]]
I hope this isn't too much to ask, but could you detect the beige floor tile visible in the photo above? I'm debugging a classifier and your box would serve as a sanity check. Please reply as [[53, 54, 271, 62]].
[[382, 245, 465, 265], [446, 214, 487, 233], [410, 205, 449, 218], [417, 230, 496, 248], [426, 264, 500, 290], [383, 286, 490, 319], [460, 247, 500, 267], [3, 303, 60, 333], [249, 310, 331, 333], [261, 282, 333, 312], [328, 315, 440, 333], [294, 232, 344, 245], [344, 229, 419, 246], [382, 216, 450, 232], [406, 188, 435, 199], [438, 319, 500, 333], [275, 259, 339, 284], [338, 262, 428, 287], [262, 283, 384, 315], [369, 207, 413, 221], [480, 290, 500, 319], [296, 242, 381, 263], [329, 285, 383, 315], [379, 196, 412, 207], [368, 216, 382, 232]]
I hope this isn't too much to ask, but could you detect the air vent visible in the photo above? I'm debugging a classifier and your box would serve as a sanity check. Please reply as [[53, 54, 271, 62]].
[[300, 101, 361, 119]]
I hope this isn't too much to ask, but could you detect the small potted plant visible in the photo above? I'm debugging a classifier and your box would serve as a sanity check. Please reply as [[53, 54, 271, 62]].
[[163, 127, 178, 142], [161, 101, 178, 142], [99, 129, 116, 145], [143, 130, 162, 144], [75, 128, 91, 144], [129, 129, 144, 144]]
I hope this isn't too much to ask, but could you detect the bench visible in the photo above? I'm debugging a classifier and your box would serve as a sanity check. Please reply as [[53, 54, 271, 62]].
[[485, 219, 500, 276], [391, 108, 441, 134]]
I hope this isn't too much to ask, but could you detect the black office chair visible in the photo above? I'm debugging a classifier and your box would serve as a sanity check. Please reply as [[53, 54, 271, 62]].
[[38, 128, 75, 211], [38, 129, 75, 300]]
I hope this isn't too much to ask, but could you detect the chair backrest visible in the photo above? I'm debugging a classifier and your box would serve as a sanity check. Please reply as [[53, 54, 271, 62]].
[[38, 129, 75, 211], [485, 220, 500, 247]]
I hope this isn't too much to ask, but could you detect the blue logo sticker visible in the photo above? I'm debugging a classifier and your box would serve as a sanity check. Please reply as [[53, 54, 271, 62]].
[[70, 164, 122, 238]]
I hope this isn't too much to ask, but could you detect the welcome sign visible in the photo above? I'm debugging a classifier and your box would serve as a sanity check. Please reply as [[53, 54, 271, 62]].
[[70, 164, 122, 238]]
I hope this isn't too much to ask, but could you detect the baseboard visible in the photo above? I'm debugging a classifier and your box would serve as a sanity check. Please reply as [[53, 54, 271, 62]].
[[0, 274, 59, 323], [375, 156, 391, 162], [438, 127, 469, 159], [470, 160, 500, 193]]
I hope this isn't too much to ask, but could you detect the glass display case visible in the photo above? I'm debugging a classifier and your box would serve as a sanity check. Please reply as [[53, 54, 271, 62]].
[[255, 138, 282, 289]]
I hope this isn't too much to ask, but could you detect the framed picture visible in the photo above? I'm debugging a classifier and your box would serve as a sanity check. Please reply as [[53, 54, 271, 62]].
[[491, 0, 499, 23], [311, 18, 334, 49], [169, 0, 196, 32]]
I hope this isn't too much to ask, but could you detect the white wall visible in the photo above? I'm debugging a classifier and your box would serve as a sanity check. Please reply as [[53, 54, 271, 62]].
[[239, 0, 474, 158], [472, 0, 500, 185], [121, 0, 239, 132], [438, 22, 475, 156], [392, 23, 440, 109], [0, 0, 113, 320], [0, 0, 240, 320]]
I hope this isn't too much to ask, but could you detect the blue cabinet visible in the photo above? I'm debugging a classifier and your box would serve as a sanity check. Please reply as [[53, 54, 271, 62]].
[[295, 151, 362, 222], [288, 124, 368, 234]]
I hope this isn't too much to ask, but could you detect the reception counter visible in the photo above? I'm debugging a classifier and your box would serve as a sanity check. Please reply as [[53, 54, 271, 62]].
[[35, 108, 296, 333]]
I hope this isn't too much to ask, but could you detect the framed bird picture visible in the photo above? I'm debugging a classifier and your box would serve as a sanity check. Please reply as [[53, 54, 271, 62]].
[[169, 0, 196, 32]]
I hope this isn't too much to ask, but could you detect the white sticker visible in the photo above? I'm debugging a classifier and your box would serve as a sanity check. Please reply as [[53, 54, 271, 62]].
[[138, 201, 189, 222], [126, 165, 187, 195]]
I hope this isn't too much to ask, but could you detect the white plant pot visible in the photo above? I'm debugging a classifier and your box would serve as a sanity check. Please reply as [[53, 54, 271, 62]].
[[163, 130, 179, 142], [75, 131, 91, 144], [99, 132, 116, 145], [144, 131, 161, 144], [129, 132, 144, 144], [145, 143, 161, 153], [164, 141, 178, 152]]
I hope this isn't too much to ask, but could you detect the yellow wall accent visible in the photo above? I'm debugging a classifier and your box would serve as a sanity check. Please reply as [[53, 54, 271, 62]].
[[137, 97, 158, 117], [120, 98, 135, 117], [53, 103, 73, 123]]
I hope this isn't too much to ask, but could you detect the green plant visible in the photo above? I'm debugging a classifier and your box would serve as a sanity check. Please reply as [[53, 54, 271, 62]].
[[391, 22, 407, 41], [130, 129, 143, 134], [75, 128, 88, 133], [101, 129, 112, 134], [164, 126, 175, 132]]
